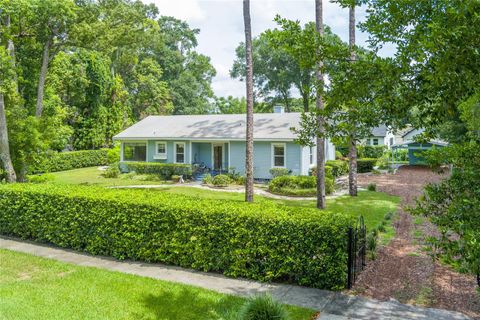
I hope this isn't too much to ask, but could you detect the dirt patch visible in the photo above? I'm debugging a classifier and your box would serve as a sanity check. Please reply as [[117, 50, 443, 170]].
[[351, 165, 480, 319]]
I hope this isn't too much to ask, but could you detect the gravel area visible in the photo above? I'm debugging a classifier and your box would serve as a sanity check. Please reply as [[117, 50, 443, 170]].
[[351, 165, 480, 319]]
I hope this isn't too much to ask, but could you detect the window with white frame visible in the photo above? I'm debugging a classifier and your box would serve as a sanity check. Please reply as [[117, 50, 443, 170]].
[[309, 146, 314, 164], [155, 142, 167, 156], [373, 138, 379, 146], [272, 143, 286, 167], [175, 142, 185, 163]]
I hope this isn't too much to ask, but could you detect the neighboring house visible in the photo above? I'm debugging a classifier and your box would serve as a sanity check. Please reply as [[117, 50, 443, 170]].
[[391, 128, 448, 165], [113, 109, 336, 179], [364, 125, 388, 146]]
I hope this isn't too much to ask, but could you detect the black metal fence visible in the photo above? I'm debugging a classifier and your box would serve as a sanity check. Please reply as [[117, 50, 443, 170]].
[[347, 216, 367, 289]]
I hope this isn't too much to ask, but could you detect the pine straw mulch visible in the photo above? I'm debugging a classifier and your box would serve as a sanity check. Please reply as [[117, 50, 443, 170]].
[[350, 166, 480, 319]]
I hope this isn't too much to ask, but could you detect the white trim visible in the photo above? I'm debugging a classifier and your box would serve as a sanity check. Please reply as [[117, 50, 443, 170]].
[[271, 143, 286, 168], [121, 141, 147, 162], [189, 141, 192, 164], [174, 142, 186, 164], [227, 141, 231, 171]]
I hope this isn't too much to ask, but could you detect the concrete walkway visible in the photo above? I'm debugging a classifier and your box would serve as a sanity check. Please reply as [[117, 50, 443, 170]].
[[0, 237, 471, 320]]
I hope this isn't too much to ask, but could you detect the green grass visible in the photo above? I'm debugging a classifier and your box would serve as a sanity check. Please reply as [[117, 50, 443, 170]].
[[49, 167, 400, 230], [0, 249, 314, 320], [50, 167, 171, 187]]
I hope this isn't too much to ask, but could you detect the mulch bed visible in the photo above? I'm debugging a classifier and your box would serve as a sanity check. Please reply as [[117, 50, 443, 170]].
[[350, 166, 480, 319]]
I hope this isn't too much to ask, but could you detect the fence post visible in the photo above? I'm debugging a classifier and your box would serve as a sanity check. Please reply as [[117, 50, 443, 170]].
[[347, 227, 353, 289]]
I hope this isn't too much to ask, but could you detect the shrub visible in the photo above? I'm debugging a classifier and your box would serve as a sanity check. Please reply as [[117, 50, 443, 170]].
[[357, 158, 377, 173], [0, 184, 352, 289], [107, 143, 121, 164], [124, 162, 192, 179], [202, 174, 213, 184], [269, 168, 290, 178], [102, 165, 120, 178], [26, 173, 55, 184], [367, 231, 378, 260], [29, 150, 109, 174], [171, 175, 182, 183], [367, 183, 376, 191], [269, 175, 334, 196], [335, 150, 343, 160], [326, 160, 349, 177], [310, 165, 334, 180], [212, 174, 232, 187], [363, 146, 386, 159], [238, 295, 289, 320], [236, 176, 246, 185]]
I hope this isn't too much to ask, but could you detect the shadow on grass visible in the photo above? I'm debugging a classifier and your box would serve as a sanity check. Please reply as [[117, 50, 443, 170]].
[[137, 288, 241, 320]]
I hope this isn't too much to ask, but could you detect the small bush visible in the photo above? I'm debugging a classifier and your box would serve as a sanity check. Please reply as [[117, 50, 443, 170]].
[[326, 160, 349, 177], [269, 168, 290, 178], [29, 149, 109, 174], [335, 150, 343, 160], [211, 174, 232, 187], [171, 175, 182, 183], [26, 173, 55, 184], [202, 174, 213, 184], [238, 295, 289, 320], [269, 175, 334, 196], [236, 176, 246, 185], [367, 231, 378, 260], [363, 146, 387, 159], [357, 158, 377, 173], [367, 183, 376, 191], [124, 162, 192, 179], [107, 144, 121, 164], [102, 165, 120, 178], [310, 165, 334, 180]]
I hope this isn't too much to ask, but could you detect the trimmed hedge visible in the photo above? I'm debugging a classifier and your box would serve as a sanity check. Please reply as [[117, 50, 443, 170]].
[[0, 184, 351, 290], [269, 175, 334, 196], [357, 158, 377, 173], [29, 150, 109, 174], [362, 146, 386, 159], [123, 162, 192, 179]]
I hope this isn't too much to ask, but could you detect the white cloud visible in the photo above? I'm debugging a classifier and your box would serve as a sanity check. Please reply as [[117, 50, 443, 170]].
[[142, 0, 395, 98]]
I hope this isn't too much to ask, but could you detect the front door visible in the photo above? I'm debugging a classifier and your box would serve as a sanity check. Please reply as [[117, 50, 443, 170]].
[[213, 145, 223, 170]]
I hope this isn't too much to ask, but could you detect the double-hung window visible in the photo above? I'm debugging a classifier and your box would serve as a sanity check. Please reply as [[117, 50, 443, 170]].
[[155, 142, 167, 159], [175, 142, 185, 163], [272, 143, 286, 168]]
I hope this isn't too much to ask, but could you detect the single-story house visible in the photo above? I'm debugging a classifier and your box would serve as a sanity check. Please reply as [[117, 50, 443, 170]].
[[391, 128, 448, 165], [364, 125, 388, 146], [113, 111, 336, 179]]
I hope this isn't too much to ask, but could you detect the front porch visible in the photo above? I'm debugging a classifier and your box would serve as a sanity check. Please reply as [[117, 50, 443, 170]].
[[191, 141, 230, 180]]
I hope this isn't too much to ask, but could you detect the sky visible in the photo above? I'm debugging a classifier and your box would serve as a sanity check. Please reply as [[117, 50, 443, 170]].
[[143, 0, 395, 98]]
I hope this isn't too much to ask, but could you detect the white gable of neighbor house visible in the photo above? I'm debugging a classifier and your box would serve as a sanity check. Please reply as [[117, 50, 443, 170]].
[[403, 128, 425, 141]]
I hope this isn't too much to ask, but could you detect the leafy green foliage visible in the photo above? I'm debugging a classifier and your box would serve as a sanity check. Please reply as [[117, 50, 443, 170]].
[[124, 162, 192, 179], [29, 150, 109, 174], [360, 146, 386, 159], [0, 184, 353, 289], [237, 295, 289, 320], [202, 174, 213, 185], [269, 168, 290, 178], [211, 174, 232, 187], [102, 165, 120, 179], [326, 160, 349, 177], [413, 143, 480, 279], [357, 159, 377, 173], [367, 183, 376, 192], [26, 173, 55, 184], [269, 176, 334, 196]]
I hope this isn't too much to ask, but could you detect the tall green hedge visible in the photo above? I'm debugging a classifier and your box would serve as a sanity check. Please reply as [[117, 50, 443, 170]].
[[123, 162, 193, 179], [29, 150, 109, 174], [0, 184, 352, 290]]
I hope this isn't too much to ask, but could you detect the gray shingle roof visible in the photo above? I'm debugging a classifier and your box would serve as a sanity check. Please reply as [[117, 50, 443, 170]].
[[113, 113, 304, 141], [370, 125, 388, 137]]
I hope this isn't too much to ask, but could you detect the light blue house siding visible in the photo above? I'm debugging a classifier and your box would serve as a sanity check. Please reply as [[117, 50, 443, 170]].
[[229, 141, 302, 179], [146, 140, 191, 163]]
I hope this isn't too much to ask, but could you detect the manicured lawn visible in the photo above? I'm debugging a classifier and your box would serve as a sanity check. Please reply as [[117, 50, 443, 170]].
[[0, 249, 315, 320], [49, 167, 400, 230], [50, 166, 171, 187]]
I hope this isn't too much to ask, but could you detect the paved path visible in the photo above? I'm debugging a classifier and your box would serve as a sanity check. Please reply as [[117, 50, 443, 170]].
[[0, 237, 471, 320]]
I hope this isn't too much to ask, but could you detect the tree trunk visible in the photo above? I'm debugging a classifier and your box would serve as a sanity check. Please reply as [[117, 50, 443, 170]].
[[348, 4, 358, 197], [36, 37, 52, 118], [0, 94, 17, 183], [315, 0, 326, 209], [243, 0, 254, 202]]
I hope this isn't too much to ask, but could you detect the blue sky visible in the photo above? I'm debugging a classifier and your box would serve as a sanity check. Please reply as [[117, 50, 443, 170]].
[[144, 0, 395, 98]]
